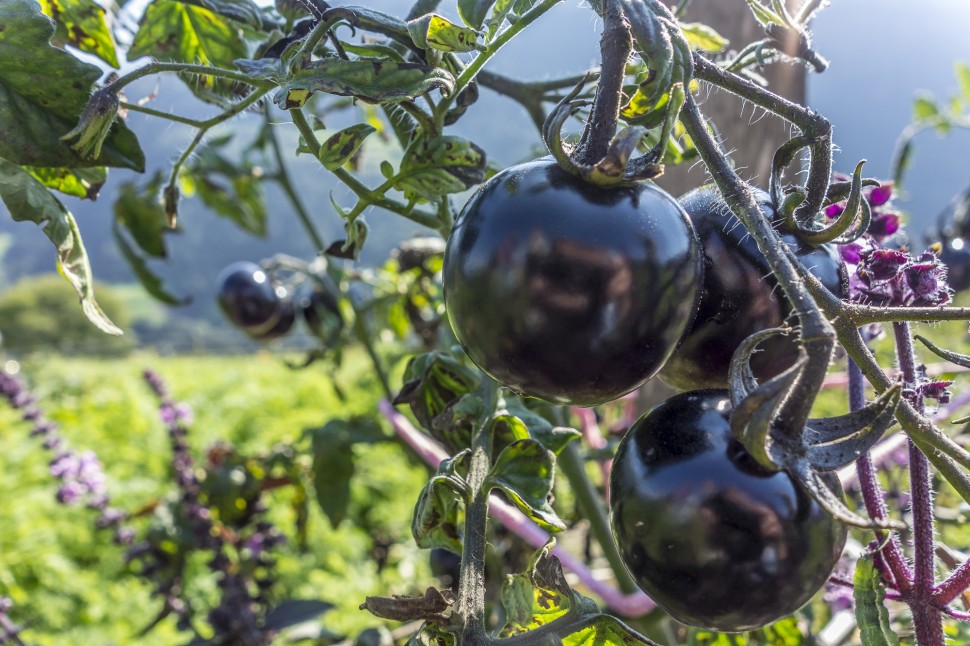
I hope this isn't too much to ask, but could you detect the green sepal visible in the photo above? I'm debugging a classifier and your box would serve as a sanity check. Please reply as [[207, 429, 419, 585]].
[[486, 439, 565, 532], [854, 554, 900, 646]]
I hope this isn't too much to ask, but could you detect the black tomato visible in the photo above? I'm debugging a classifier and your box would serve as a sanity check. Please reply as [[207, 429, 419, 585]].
[[939, 238, 970, 293], [216, 262, 294, 340], [659, 186, 847, 391], [609, 390, 847, 632], [443, 159, 703, 406], [299, 279, 344, 344]]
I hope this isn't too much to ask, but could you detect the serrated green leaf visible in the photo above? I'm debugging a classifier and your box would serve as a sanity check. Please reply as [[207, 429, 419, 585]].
[[0, 158, 122, 333], [274, 60, 455, 109], [187, 145, 267, 237], [25, 166, 106, 200], [395, 135, 486, 200], [913, 94, 940, 121], [177, 0, 265, 30], [854, 554, 900, 646], [395, 352, 481, 437], [486, 439, 564, 532], [114, 178, 169, 258], [408, 623, 456, 646], [0, 0, 144, 170], [411, 452, 468, 553], [308, 418, 383, 527], [499, 542, 598, 638], [955, 61, 970, 104], [494, 402, 581, 456], [129, 0, 248, 103], [680, 22, 728, 53], [457, 0, 497, 30], [318, 123, 376, 171], [111, 220, 189, 306], [233, 57, 281, 81], [565, 616, 655, 646], [744, 0, 785, 27], [38, 0, 119, 67], [408, 14, 480, 53]]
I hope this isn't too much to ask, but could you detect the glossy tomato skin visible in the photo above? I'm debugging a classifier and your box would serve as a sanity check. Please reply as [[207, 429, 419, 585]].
[[610, 390, 847, 632], [659, 186, 847, 391], [216, 262, 295, 340], [300, 280, 343, 344], [443, 159, 702, 406]]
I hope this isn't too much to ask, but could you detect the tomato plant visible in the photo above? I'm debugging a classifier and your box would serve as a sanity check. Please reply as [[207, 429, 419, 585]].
[[610, 389, 847, 632], [5, 0, 970, 644], [443, 158, 702, 406]]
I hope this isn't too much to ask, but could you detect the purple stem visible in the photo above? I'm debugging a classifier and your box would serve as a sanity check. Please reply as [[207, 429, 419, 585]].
[[849, 358, 914, 590], [378, 400, 656, 617], [894, 322, 943, 644]]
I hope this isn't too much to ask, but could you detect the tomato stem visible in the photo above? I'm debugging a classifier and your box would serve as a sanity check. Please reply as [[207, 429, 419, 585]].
[[849, 358, 914, 591], [574, 0, 630, 166]]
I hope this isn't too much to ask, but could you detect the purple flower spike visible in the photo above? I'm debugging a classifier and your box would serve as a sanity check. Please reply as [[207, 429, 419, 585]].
[[864, 249, 908, 282], [921, 380, 952, 404], [905, 261, 951, 306], [839, 243, 864, 265]]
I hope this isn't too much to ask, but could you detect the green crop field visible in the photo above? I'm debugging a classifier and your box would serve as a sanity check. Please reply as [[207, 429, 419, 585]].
[[0, 352, 431, 646]]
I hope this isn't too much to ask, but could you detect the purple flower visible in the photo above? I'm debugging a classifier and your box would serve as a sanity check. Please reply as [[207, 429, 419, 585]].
[[839, 242, 864, 264], [869, 212, 900, 240], [823, 582, 855, 613], [862, 249, 908, 282], [57, 481, 86, 505], [905, 261, 951, 306], [825, 202, 845, 218], [50, 451, 80, 478], [920, 380, 952, 404], [867, 181, 894, 207]]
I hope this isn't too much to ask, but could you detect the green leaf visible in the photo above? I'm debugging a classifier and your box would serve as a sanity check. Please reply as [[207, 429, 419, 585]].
[[407, 14, 481, 53], [25, 166, 106, 200], [0, 158, 121, 334], [318, 124, 376, 171], [273, 60, 455, 109], [854, 554, 900, 646], [177, 0, 266, 30], [411, 451, 468, 553], [38, 0, 119, 67], [486, 439, 565, 532], [913, 94, 940, 121], [744, 0, 785, 27], [394, 352, 481, 449], [503, 400, 581, 455], [457, 0, 496, 30], [409, 624, 456, 646], [395, 135, 486, 200], [129, 0, 248, 103], [308, 418, 383, 527], [956, 61, 970, 104], [114, 176, 169, 258], [185, 145, 267, 237], [686, 629, 747, 645], [680, 22, 728, 53], [112, 220, 189, 306], [565, 616, 656, 646], [233, 57, 281, 82], [499, 542, 598, 638], [0, 0, 144, 170]]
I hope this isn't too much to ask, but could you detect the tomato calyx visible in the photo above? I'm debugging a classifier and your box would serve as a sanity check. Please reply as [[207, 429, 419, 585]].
[[540, 0, 692, 187], [727, 326, 906, 530]]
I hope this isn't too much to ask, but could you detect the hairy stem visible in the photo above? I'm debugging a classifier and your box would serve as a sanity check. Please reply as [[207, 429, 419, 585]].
[[894, 323, 944, 644], [574, 0, 630, 165], [849, 358, 914, 590], [265, 112, 327, 253]]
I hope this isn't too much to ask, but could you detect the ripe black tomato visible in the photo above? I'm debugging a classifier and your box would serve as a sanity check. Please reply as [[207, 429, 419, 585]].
[[659, 186, 847, 391], [443, 159, 703, 406], [299, 279, 343, 344], [216, 261, 295, 340], [609, 390, 847, 632]]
